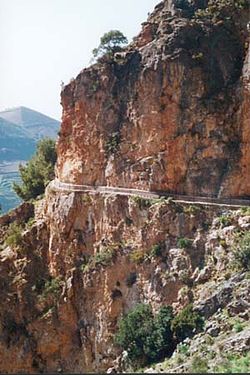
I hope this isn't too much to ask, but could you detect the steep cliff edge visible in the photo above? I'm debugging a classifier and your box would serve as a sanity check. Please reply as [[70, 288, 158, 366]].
[[57, 0, 250, 198], [0, 0, 250, 373], [1, 193, 250, 373]]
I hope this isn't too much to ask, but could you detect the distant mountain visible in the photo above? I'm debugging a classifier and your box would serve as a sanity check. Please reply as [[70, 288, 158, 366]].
[[0, 117, 36, 161], [0, 106, 60, 141], [0, 106, 60, 162], [0, 106, 60, 213]]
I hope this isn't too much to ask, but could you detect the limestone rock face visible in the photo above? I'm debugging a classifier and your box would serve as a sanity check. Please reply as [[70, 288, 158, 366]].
[[1, 186, 249, 373], [57, 0, 250, 198]]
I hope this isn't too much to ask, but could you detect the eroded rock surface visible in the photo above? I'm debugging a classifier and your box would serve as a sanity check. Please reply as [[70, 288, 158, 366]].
[[57, 0, 250, 198]]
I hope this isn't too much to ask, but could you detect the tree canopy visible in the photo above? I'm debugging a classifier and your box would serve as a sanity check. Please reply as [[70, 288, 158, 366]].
[[115, 304, 174, 366], [115, 303, 204, 368], [13, 138, 57, 201], [92, 30, 128, 60]]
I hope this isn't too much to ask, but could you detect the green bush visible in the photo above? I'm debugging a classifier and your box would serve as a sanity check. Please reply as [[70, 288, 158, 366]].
[[217, 214, 232, 228], [93, 249, 115, 267], [131, 196, 153, 210], [177, 238, 193, 249], [191, 355, 209, 373], [179, 270, 192, 286], [150, 243, 164, 258], [5, 223, 24, 248], [233, 321, 244, 333], [105, 132, 121, 155], [233, 231, 250, 271], [115, 303, 205, 368], [219, 238, 227, 248], [177, 343, 190, 356], [129, 249, 145, 264], [115, 304, 174, 367], [240, 207, 250, 216], [82, 246, 117, 272], [171, 304, 204, 342], [40, 277, 63, 301], [26, 217, 35, 228], [214, 353, 250, 373], [151, 306, 175, 359], [183, 205, 201, 215], [13, 138, 57, 201]]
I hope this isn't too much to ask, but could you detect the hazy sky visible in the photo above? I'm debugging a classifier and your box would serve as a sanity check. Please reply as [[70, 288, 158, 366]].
[[0, 0, 159, 120]]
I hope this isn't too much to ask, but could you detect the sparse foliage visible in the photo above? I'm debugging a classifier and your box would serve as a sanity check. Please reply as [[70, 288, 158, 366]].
[[38, 276, 63, 303], [81, 246, 118, 272], [177, 237, 193, 249], [129, 249, 146, 264], [105, 132, 121, 155], [233, 231, 250, 271], [214, 353, 250, 373], [131, 196, 153, 210], [195, 0, 248, 22], [4, 222, 24, 248], [150, 243, 164, 258]]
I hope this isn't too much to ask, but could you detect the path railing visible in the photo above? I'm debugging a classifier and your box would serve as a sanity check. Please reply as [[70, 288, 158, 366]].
[[50, 179, 250, 208]]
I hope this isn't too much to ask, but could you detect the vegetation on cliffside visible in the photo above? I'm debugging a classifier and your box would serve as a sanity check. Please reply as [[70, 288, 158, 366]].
[[13, 138, 57, 201], [115, 303, 204, 369]]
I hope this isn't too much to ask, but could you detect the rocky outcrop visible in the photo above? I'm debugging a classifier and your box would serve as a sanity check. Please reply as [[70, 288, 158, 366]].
[[0, 202, 34, 227], [148, 272, 250, 373], [1, 188, 250, 373], [57, 0, 250, 198]]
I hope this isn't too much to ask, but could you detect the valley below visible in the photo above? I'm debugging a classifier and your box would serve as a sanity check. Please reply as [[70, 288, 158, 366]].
[[0, 167, 21, 214]]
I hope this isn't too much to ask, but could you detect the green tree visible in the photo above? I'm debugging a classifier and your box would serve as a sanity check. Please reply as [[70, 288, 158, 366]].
[[115, 304, 154, 364], [171, 304, 204, 342], [142, 305, 174, 363], [13, 138, 57, 201], [115, 304, 174, 366], [92, 30, 128, 60]]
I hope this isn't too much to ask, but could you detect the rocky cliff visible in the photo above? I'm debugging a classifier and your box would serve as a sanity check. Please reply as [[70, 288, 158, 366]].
[[57, 0, 250, 198], [0, 0, 250, 373]]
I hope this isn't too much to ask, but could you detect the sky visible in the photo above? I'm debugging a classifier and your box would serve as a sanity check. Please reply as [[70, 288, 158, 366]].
[[0, 0, 160, 121]]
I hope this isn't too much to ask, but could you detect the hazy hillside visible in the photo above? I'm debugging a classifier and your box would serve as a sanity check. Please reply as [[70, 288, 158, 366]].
[[0, 117, 36, 161], [0, 106, 59, 142], [0, 107, 60, 213]]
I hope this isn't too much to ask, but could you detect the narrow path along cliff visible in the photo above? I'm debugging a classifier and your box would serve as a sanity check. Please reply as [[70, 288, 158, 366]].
[[51, 179, 250, 208]]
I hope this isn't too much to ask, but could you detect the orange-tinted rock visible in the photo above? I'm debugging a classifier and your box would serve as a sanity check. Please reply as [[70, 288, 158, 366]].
[[57, 1, 250, 198]]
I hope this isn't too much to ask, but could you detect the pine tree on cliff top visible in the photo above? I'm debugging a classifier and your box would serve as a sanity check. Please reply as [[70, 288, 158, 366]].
[[92, 30, 128, 60]]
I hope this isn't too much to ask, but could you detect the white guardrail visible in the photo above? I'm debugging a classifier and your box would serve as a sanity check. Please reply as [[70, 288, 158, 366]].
[[50, 179, 250, 208]]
